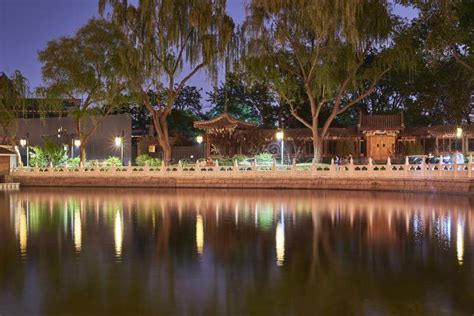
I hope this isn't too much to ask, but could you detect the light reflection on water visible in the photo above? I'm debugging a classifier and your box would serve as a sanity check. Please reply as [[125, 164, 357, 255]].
[[0, 188, 473, 315]]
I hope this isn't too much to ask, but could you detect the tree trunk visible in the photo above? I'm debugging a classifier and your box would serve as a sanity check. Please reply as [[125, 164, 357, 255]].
[[152, 112, 172, 166], [79, 141, 87, 167], [312, 131, 323, 163]]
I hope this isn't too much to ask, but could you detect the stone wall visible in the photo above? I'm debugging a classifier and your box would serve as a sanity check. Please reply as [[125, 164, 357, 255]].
[[13, 175, 474, 195]]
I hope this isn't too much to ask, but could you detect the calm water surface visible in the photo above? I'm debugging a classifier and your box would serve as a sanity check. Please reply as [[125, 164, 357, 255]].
[[0, 188, 473, 315]]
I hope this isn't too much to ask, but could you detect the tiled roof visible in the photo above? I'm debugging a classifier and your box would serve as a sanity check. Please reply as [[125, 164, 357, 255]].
[[359, 114, 404, 131], [426, 125, 474, 136], [194, 113, 256, 130], [0, 147, 16, 155]]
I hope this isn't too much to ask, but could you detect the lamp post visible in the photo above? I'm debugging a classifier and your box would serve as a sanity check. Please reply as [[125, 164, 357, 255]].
[[72, 139, 81, 159], [456, 127, 463, 152], [196, 135, 204, 159], [19, 133, 29, 167], [115, 131, 124, 165], [276, 130, 284, 165]]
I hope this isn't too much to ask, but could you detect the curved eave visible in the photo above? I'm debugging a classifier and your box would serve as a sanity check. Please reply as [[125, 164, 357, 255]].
[[194, 113, 256, 130]]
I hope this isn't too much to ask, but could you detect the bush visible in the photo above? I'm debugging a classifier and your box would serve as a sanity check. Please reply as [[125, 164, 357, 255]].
[[135, 154, 162, 167], [105, 156, 122, 167], [30, 138, 67, 167], [66, 157, 81, 168], [232, 154, 248, 162], [256, 152, 274, 165]]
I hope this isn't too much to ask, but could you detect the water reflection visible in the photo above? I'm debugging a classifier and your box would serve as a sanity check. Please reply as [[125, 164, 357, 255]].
[[196, 214, 204, 256], [275, 209, 285, 266], [0, 188, 473, 315], [114, 209, 123, 260]]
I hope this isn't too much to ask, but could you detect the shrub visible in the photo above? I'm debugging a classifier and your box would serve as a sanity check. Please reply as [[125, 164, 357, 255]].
[[135, 154, 162, 167], [256, 152, 274, 165], [232, 154, 248, 162], [30, 138, 67, 167], [105, 156, 122, 167], [66, 157, 81, 168]]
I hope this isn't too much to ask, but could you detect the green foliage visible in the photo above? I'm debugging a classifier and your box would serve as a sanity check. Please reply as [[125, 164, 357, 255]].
[[135, 154, 162, 167], [100, 0, 235, 163], [0, 71, 29, 145], [66, 157, 81, 168], [105, 156, 122, 167], [241, 0, 399, 161], [335, 140, 356, 157], [233, 154, 248, 163], [256, 152, 274, 164], [38, 18, 127, 164], [30, 138, 67, 167], [206, 71, 277, 127]]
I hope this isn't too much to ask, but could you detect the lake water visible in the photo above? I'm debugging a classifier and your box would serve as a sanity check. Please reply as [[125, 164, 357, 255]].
[[0, 188, 473, 315]]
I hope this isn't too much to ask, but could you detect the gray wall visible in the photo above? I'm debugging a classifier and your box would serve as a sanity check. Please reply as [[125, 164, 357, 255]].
[[14, 114, 132, 164]]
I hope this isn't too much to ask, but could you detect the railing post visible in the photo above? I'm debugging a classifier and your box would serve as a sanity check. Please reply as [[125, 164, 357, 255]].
[[292, 158, 296, 173], [272, 158, 276, 172], [468, 154, 473, 178], [404, 156, 409, 177], [438, 159, 443, 177], [178, 160, 183, 173], [367, 157, 373, 177], [421, 159, 425, 177], [330, 158, 335, 175], [234, 159, 239, 174], [454, 154, 458, 178]]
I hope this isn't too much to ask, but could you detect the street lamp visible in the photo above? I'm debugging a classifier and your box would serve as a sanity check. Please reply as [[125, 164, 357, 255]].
[[456, 127, 463, 152], [19, 134, 29, 167], [276, 130, 284, 165], [71, 139, 81, 159], [196, 135, 204, 159], [115, 131, 124, 165]]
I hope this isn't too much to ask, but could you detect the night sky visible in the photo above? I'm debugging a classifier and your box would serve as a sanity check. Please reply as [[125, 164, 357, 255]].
[[0, 0, 416, 98]]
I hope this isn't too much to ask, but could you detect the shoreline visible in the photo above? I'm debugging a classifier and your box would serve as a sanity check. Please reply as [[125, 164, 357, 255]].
[[12, 175, 474, 195]]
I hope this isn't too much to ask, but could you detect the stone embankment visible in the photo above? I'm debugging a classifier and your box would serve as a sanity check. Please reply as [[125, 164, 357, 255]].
[[13, 175, 474, 195]]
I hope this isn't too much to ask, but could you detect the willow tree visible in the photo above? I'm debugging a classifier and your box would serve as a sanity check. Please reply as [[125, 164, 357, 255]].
[[38, 19, 127, 165], [0, 71, 29, 162], [242, 0, 400, 162], [99, 0, 234, 164]]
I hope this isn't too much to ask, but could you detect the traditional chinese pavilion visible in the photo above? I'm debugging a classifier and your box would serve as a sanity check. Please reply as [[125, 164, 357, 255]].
[[194, 112, 474, 161]]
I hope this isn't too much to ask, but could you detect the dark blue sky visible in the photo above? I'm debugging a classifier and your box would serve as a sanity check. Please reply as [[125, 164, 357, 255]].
[[0, 0, 416, 96]]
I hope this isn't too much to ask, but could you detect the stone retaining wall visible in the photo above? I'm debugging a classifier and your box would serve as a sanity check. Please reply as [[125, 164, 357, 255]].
[[13, 175, 474, 195]]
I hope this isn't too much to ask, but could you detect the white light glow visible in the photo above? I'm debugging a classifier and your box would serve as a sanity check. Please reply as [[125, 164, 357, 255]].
[[73, 209, 82, 253], [114, 210, 123, 260], [114, 137, 122, 147], [196, 135, 203, 144], [196, 214, 204, 256], [276, 130, 284, 140], [74, 139, 81, 147], [276, 212, 285, 266], [456, 218, 464, 265], [19, 139, 27, 147]]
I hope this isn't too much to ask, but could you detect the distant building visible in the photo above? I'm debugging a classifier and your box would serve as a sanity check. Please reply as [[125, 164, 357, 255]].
[[1, 114, 132, 164]]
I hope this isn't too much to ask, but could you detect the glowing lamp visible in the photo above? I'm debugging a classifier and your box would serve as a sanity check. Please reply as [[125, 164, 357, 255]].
[[19, 139, 27, 147], [456, 127, 463, 139], [74, 139, 81, 147], [276, 131, 284, 141], [196, 135, 203, 144], [114, 137, 122, 147]]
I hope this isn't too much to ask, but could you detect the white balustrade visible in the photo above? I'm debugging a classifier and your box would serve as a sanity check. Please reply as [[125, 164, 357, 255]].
[[11, 157, 474, 180]]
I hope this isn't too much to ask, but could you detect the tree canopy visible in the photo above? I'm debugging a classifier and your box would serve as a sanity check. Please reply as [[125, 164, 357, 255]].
[[99, 0, 235, 164], [38, 18, 127, 164], [240, 0, 407, 161]]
